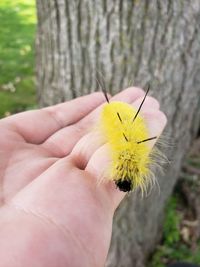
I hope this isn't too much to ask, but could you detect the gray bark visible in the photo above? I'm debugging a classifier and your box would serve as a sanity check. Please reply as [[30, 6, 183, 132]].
[[36, 1, 200, 266]]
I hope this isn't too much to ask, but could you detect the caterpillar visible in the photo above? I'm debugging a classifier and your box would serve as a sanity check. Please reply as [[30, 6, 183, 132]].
[[99, 86, 158, 194]]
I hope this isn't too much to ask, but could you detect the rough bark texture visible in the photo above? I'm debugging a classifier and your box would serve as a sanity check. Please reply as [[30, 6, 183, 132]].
[[36, 1, 200, 266]]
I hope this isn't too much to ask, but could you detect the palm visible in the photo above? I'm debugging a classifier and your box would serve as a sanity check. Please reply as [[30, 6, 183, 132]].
[[0, 88, 166, 267], [0, 137, 51, 202]]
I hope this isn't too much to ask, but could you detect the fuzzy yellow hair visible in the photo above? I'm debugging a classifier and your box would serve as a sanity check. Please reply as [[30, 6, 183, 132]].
[[100, 99, 157, 194]]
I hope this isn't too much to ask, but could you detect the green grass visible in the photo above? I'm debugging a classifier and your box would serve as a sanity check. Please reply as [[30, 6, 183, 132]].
[[162, 196, 181, 246], [149, 195, 200, 267], [0, 0, 37, 118]]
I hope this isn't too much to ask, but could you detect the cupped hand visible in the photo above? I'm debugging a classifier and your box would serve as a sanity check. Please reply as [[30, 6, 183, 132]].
[[0, 88, 167, 267]]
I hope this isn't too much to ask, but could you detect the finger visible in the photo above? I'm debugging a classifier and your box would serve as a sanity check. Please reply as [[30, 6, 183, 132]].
[[1, 93, 105, 144], [86, 145, 125, 209], [141, 109, 167, 140], [86, 109, 167, 209], [112, 87, 145, 102], [70, 93, 161, 169], [133, 96, 160, 111], [2, 155, 58, 202], [42, 87, 145, 157], [70, 132, 104, 170]]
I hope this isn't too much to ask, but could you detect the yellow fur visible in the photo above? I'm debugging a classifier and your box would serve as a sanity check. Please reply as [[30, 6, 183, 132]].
[[100, 101, 155, 193]]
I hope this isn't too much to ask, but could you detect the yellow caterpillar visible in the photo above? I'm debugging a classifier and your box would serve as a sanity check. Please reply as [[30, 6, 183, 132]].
[[100, 87, 157, 194]]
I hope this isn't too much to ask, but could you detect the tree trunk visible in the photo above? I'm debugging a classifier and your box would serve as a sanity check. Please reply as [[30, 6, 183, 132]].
[[36, 1, 200, 266]]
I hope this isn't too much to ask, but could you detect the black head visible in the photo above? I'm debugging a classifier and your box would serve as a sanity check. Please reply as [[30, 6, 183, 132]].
[[115, 179, 133, 192]]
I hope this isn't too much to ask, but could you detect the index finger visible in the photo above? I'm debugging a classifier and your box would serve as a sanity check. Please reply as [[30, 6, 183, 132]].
[[1, 93, 105, 144]]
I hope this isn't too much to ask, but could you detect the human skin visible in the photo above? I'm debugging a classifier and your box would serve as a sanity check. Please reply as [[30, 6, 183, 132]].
[[0, 87, 167, 267]]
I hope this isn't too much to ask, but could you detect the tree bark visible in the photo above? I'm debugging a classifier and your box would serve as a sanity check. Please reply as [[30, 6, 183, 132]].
[[36, 1, 200, 266]]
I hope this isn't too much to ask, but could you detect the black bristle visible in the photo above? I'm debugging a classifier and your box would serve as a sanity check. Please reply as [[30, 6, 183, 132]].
[[117, 112, 122, 123], [137, 136, 157, 144], [132, 84, 150, 123], [123, 133, 129, 142]]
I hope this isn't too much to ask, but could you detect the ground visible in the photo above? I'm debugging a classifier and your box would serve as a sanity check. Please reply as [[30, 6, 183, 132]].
[[0, 1, 199, 266], [149, 139, 200, 267]]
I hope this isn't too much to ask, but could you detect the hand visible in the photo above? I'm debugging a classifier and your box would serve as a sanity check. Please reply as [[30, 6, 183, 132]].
[[0, 87, 167, 267]]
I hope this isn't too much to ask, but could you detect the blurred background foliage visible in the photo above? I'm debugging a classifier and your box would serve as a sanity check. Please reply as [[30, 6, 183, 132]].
[[0, 0, 36, 118], [0, 1, 199, 266]]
